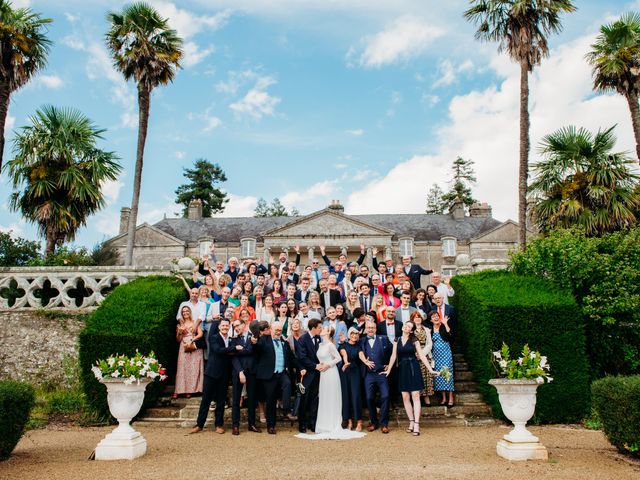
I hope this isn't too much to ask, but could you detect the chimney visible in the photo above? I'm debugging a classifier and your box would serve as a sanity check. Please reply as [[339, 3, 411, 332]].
[[119, 207, 131, 234], [328, 199, 344, 212], [449, 200, 465, 220], [188, 199, 203, 220], [469, 202, 492, 218]]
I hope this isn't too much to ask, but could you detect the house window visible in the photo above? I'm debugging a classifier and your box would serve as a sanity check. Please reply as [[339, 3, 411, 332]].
[[442, 267, 457, 277], [399, 238, 414, 257], [199, 241, 212, 258], [442, 237, 457, 258], [241, 238, 256, 258]]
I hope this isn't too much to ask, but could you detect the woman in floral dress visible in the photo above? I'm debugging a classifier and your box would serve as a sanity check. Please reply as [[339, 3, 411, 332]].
[[174, 306, 204, 398]]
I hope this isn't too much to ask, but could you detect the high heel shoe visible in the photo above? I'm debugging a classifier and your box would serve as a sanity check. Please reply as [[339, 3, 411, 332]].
[[406, 418, 415, 433], [412, 422, 420, 436], [355, 420, 362, 432], [347, 419, 353, 430]]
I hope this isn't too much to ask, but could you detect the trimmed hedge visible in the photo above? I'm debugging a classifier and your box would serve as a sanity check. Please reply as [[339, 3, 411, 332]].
[[450, 270, 590, 423], [592, 375, 640, 457], [79, 275, 184, 419], [0, 381, 35, 460]]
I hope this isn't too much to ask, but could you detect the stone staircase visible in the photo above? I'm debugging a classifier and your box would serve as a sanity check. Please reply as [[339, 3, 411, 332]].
[[137, 350, 495, 428]]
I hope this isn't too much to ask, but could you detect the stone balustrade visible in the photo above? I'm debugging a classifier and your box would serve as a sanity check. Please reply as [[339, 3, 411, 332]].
[[0, 266, 175, 310]]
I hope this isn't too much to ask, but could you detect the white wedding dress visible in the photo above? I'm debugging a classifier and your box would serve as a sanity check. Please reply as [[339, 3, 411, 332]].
[[295, 341, 366, 440]]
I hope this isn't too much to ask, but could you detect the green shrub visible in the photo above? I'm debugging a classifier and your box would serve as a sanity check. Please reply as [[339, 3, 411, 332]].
[[451, 270, 590, 423], [79, 275, 184, 420], [0, 381, 35, 460], [46, 390, 87, 414], [592, 375, 640, 457]]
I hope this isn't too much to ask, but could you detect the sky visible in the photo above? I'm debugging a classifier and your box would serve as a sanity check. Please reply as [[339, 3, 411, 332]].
[[0, 0, 636, 248]]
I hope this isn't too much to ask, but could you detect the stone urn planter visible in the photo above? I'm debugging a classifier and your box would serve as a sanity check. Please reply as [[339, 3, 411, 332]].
[[489, 378, 548, 461], [94, 378, 151, 460]]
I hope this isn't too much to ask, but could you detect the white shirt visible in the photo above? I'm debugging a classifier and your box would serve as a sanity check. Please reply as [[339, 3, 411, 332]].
[[220, 333, 229, 348], [367, 336, 376, 348], [399, 307, 411, 324], [436, 283, 455, 305], [385, 323, 396, 342], [177, 300, 206, 323], [297, 310, 321, 331]]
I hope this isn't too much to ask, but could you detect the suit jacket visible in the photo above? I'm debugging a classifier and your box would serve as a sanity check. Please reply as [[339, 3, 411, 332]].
[[253, 335, 294, 380], [296, 331, 321, 383], [319, 289, 342, 310], [403, 263, 433, 289], [358, 293, 376, 312], [230, 333, 256, 376], [431, 304, 458, 336], [294, 289, 311, 303], [322, 320, 348, 346], [205, 331, 235, 379], [359, 335, 392, 373], [377, 320, 403, 340], [395, 305, 418, 323]]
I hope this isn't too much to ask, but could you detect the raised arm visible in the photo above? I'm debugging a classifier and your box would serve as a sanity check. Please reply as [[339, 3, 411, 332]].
[[372, 246, 379, 270], [294, 245, 301, 266], [355, 243, 366, 265], [319, 245, 333, 268]]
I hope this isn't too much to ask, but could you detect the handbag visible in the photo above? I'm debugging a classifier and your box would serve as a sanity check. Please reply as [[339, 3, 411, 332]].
[[183, 340, 197, 352]]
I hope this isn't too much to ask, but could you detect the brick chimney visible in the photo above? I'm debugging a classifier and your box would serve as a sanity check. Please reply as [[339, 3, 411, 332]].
[[449, 200, 465, 220], [188, 199, 203, 220], [119, 207, 131, 234], [327, 199, 344, 212], [469, 202, 492, 218]]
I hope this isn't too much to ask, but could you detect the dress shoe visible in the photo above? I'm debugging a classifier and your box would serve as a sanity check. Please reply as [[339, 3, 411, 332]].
[[286, 413, 297, 421], [248, 425, 262, 433], [232, 427, 239, 436], [215, 426, 225, 434], [298, 427, 307, 433], [189, 426, 203, 434], [381, 426, 390, 434], [366, 423, 378, 432], [355, 421, 363, 432], [267, 427, 276, 435]]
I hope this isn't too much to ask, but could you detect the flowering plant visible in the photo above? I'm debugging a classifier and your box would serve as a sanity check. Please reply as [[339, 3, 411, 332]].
[[492, 343, 552, 384], [439, 366, 452, 382], [92, 350, 168, 385]]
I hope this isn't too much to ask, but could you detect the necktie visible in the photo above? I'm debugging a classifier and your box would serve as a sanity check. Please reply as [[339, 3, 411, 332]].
[[315, 270, 320, 283], [367, 336, 375, 340], [439, 306, 443, 320]]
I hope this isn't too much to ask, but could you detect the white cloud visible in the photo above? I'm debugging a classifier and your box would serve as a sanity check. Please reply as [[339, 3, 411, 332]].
[[281, 180, 339, 213], [64, 13, 79, 23], [182, 41, 215, 68], [346, 33, 636, 221], [5, 114, 15, 133], [334, 163, 348, 169], [34, 74, 64, 89], [387, 91, 403, 117], [187, 108, 222, 132], [0, 223, 25, 236], [120, 111, 138, 129], [95, 211, 120, 236], [214, 194, 257, 217], [101, 178, 124, 205], [349, 15, 445, 68], [175, 151, 186, 159], [229, 74, 281, 119], [433, 59, 475, 88], [422, 94, 440, 107], [11, 0, 30, 7], [345, 128, 364, 136]]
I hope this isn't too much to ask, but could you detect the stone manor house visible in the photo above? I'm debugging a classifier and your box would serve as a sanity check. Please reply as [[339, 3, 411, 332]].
[[106, 199, 520, 277]]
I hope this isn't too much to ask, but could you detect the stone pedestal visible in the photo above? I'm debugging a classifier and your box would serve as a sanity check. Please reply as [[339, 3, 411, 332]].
[[95, 428, 147, 460], [496, 439, 548, 461]]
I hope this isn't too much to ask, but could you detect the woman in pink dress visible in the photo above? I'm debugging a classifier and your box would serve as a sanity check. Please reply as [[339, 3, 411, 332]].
[[174, 306, 204, 398]]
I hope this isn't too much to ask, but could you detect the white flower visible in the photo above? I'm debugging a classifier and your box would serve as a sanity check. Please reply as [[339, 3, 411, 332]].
[[547, 376, 553, 383], [91, 366, 103, 380], [110, 371, 121, 378], [530, 351, 536, 360], [540, 356, 548, 367], [493, 351, 502, 359], [536, 376, 544, 384], [118, 360, 125, 367], [136, 361, 143, 367], [517, 358, 523, 365], [499, 360, 508, 369], [149, 371, 159, 379], [107, 357, 116, 367], [124, 375, 136, 385]]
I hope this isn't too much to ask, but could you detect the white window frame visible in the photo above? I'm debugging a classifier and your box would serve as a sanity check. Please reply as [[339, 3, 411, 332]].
[[442, 267, 457, 277], [398, 238, 414, 257], [241, 238, 256, 258], [442, 237, 457, 258], [199, 241, 212, 258]]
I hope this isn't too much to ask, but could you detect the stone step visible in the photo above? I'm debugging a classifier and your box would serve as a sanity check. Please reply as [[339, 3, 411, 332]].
[[453, 381, 478, 393], [453, 362, 469, 371], [454, 371, 474, 381]]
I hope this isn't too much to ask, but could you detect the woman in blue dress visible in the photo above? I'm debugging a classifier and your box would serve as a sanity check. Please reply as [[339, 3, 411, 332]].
[[428, 309, 455, 406], [339, 327, 364, 432], [385, 321, 439, 436]]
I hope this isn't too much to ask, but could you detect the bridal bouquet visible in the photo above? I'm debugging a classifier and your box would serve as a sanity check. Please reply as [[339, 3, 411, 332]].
[[92, 350, 167, 385], [492, 343, 552, 383], [439, 366, 452, 382]]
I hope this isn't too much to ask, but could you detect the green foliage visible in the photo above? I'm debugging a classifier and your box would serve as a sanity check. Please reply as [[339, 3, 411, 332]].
[[254, 197, 297, 217], [45, 389, 87, 415], [510, 227, 640, 376], [175, 158, 228, 217], [441, 157, 477, 210], [592, 375, 640, 457], [0, 231, 40, 266], [0, 380, 35, 460], [493, 343, 552, 381], [79, 276, 184, 419], [425, 183, 446, 214], [450, 270, 590, 423]]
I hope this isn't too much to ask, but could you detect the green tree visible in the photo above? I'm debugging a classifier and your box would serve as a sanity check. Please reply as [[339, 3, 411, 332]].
[[269, 198, 288, 216], [174, 159, 228, 217], [586, 13, 640, 163], [107, 2, 183, 266], [5, 106, 121, 256], [0, 1, 52, 172], [253, 197, 296, 217], [529, 125, 639, 235], [425, 183, 446, 214], [464, 0, 576, 249], [441, 157, 477, 211], [254, 198, 270, 217], [0, 231, 40, 266]]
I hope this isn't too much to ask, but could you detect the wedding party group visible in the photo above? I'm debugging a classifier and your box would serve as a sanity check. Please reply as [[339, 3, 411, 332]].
[[174, 244, 458, 438]]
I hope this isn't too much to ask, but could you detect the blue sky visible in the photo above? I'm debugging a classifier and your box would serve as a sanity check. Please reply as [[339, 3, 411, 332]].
[[0, 0, 635, 248]]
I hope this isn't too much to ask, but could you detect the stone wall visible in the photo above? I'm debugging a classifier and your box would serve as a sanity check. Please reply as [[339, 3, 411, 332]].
[[0, 310, 85, 386]]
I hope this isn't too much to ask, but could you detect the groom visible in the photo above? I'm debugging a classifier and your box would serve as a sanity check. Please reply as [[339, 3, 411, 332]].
[[296, 318, 326, 433]]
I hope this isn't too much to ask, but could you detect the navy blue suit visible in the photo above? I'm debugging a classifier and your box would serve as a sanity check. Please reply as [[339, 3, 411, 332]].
[[404, 264, 433, 290], [230, 333, 257, 428], [196, 331, 234, 428], [360, 335, 392, 427], [296, 331, 321, 431]]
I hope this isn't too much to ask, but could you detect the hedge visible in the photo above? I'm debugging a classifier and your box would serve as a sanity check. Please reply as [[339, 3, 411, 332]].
[[450, 270, 590, 423], [0, 381, 35, 460], [592, 375, 640, 457], [79, 275, 185, 419]]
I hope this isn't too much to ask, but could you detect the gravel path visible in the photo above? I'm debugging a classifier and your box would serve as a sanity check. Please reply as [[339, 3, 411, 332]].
[[2, 424, 639, 480]]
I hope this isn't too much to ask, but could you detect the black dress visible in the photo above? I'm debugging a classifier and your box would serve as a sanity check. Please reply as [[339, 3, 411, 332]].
[[397, 338, 424, 392]]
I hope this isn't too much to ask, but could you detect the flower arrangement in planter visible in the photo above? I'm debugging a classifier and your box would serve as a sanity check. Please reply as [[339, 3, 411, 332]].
[[492, 343, 552, 383], [91, 350, 167, 385]]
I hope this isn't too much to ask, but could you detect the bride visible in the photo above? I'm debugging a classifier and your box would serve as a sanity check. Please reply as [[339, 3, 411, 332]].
[[296, 326, 366, 440]]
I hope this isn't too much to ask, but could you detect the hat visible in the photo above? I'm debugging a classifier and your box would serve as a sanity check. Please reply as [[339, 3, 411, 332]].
[[347, 327, 360, 335]]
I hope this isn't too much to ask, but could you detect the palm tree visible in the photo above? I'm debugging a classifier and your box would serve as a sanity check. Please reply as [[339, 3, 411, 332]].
[[106, 2, 183, 266], [586, 13, 640, 164], [529, 125, 639, 235], [5, 106, 122, 256], [464, 0, 576, 250], [0, 1, 52, 173]]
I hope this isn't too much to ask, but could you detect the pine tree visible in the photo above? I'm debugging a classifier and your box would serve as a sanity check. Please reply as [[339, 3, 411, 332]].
[[269, 198, 288, 216], [254, 198, 270, 217], [253, 197, 298, 217], [425, 183, 446, 214], [441, 157, 477, 211], [174, 159, 228, 217]]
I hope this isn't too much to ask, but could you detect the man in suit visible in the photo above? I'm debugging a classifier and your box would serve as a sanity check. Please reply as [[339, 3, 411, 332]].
[[358, 283, 375, 314], [318, 279, 341, 310], [295, 318, 326, 433], [191, 318, 237, 434], [252, 321, 295, 434], [230, 316, 260, 435], [402, 255, 433, 290], [396, 291, 418, 324], [359, 320, 393, 433], [377, 307, 402, 342], [294, 277, 312, 303], [431, 292, 458, 336], [350, 307, 367, 334]]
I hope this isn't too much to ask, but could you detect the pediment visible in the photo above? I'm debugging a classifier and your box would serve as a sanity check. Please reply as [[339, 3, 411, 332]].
[[107, 223, 186, 247], [263, 209, 393, 238], [471, 220, 520, 243]]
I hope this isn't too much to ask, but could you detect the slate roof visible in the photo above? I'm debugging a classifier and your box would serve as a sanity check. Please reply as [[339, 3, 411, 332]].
[[152, 213, 503, 244]]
